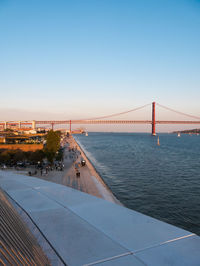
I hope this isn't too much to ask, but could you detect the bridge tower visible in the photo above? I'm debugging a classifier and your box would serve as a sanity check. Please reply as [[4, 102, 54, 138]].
[[152, 102, 156, 136]]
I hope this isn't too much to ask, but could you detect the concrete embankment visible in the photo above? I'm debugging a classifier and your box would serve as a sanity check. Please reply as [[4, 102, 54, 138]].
[[71, 135, 121, 205]]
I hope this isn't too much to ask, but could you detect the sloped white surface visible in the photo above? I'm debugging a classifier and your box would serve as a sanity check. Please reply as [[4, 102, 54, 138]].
[[1, 171, 200, 266]]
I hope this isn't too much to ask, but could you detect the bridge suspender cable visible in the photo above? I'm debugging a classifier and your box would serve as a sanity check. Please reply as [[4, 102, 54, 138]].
[[157, 103, 200, 120]]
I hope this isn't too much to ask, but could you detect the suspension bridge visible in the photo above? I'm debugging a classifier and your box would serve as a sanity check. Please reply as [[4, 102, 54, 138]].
[[1, 102, 200, 135]]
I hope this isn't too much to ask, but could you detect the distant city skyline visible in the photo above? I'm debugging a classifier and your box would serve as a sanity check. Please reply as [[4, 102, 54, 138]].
[[0, 0, 200, 132]]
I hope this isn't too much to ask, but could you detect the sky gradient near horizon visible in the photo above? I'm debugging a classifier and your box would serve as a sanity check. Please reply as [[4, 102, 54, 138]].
[[0, 0, 200, 131]]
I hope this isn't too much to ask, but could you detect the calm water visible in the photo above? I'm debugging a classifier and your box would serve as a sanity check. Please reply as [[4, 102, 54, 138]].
[[74, 133, 200, 235]]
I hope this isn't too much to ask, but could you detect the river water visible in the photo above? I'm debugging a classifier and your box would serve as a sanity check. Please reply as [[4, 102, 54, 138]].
[[74, 133, 200, 235]]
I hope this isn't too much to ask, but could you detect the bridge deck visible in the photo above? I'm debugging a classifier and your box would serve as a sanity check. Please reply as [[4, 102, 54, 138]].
[[0, 171, 200, 266]]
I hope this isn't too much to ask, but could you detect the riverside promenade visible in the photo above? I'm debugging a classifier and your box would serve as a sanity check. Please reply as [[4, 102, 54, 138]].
[[24, 135, 120, 204]]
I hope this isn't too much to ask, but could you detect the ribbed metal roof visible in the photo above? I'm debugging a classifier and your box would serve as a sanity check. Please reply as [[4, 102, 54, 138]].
[[0, 189, 50, 265]]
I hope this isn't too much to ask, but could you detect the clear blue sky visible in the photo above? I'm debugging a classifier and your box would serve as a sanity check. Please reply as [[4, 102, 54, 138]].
[[0, 0, 200, 130]]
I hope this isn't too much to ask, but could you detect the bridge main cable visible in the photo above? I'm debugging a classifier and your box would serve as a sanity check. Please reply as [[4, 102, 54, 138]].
[[78, 103, 152, 121], [157, 103, 200, 120]]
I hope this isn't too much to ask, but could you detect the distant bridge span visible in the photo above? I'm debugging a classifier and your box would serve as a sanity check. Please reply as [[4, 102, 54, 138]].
[[1, 102, 200, 135], [37, 120, 200, 125]]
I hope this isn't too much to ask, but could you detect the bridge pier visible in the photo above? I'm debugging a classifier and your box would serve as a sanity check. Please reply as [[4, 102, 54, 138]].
[[152, 102, 156, 136]]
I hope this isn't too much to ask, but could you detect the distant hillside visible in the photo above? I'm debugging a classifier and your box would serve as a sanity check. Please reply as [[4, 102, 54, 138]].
[[173, 128, 200, 134]]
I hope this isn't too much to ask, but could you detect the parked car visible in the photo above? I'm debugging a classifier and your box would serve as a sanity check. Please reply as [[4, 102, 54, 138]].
[[17, 162, 25, 167]]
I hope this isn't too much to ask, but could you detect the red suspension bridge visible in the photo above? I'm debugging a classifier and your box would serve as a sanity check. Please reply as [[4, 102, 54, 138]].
[[1, 102, 200, 135]]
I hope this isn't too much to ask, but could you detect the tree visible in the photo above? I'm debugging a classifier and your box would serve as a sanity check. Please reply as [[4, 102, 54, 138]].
[[55, 148, 64, 161], [13, 150, 25, 162], [25, 151, 33, 161], [43, 130, 61, 164], [29, 150, 45, 163], [0, 150, 11, 164]]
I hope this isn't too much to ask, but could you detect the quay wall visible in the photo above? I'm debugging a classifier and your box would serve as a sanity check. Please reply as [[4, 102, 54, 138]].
[[72, 135, 122, 205]]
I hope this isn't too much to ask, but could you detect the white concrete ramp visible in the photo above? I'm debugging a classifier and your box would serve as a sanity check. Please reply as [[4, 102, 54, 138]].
[[0, 170, 200, 266]]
